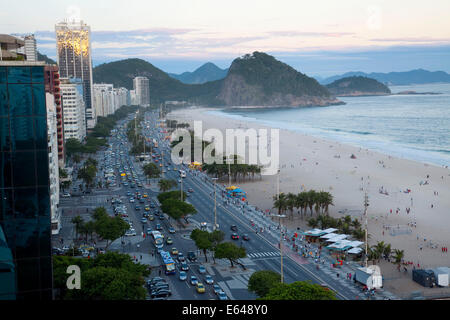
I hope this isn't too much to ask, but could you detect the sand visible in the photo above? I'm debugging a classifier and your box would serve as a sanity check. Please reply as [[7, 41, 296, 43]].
[[167, 107, 450, 275]]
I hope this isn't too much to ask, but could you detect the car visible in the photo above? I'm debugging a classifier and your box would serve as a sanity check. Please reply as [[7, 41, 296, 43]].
[[147, 227, 153, 235], [231, 233, 239, 240], [62, 193, 71, 197], [196, 283, 205, 293], [158, 214, 165, 220], [177, 252, 185, 262], [213, 284, 221, 295], [148, 215, 154, 221], [150, 290, 171, 299], [129, 198, 135, 203], [168, 227, 175, 234], [205, 275, 214, 285], [156, 224, 162, 230], [143, 193, 148, 198], [140, 217, 147, 224], [149, 203, 156, 208], [230, 225, 238, 231], [190, 276, 198, 286], [144, 206, 150, 211], [150, 282, 169, 291], [179, 271, 187, 281], [217, 291, 228, 300], [139, 199, 145, 204], [171, 247, 179, 255], [198, 265, 206, 274], [166, 237, 173, 245], [180, 262, 189, 271], [125, 230, 137, 236], [142, 212, 149, 218], [187, 251, 197, 262], [135, 205, 141, 211], [188, 188, 194, 193], [243, 234, 250, 241]]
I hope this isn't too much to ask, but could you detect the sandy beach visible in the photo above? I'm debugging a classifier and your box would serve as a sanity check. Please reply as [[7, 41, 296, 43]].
[[167, 106, 450, 295]]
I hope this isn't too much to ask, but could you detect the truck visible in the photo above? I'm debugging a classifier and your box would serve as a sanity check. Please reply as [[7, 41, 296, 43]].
[[354, 266, 383, 289], [432, 267, 449, 287]]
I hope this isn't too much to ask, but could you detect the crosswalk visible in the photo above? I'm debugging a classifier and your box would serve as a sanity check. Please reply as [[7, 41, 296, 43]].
[[247, 251, 280, 259]]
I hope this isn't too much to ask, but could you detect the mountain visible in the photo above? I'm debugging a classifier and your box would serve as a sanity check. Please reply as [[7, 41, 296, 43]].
[[37, 51, 57, 65], [217, 52, 342, 107], [326, 76, 391, 96], [93, 58, 222, 105], [92, 52, 342, 107], [320, 69, 450, 85], [169, 62, 228, 84]]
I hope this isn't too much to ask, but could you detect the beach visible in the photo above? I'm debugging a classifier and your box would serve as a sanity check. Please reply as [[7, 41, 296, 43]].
[[168, 106, 450, 274]]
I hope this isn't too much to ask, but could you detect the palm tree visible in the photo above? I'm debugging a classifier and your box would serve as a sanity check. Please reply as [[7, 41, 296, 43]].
[[392, 249, 404, 268], [383, 243, 392, 260], [351, 218, 362, 230], [307, 218, 319, 228], [306, 190, 316, 216], [372, 241, 386, 263], [286, 193, 297, 220], [352, 228, 366, 241], [296, 192, 307, 219], [273, 193, 288, 215], [71, 215, 84, 242]]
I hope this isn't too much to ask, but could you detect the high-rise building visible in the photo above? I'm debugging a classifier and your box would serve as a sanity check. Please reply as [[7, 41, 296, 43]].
[[60, 78, 86, 141], [0, 34, 26, 61], [44, 65, 65, 167], [55, 20, 95, 127], [0, 61, 54, 299], [133, 76, 150, 106], [23, 35, 37, 62], [93, 83, 114, 117]]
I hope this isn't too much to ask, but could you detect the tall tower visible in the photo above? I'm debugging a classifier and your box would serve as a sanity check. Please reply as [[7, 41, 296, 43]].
[[55, 20, 95, 127], [133, 76, 150, 107], [23, 35, 37, 62]]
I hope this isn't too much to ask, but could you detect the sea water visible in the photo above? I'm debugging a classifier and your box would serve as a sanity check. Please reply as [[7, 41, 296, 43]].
[[209, 83, 450, 167]]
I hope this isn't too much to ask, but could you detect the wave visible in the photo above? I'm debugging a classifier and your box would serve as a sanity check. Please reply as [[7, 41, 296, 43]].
[[329, 128, 373, 135]]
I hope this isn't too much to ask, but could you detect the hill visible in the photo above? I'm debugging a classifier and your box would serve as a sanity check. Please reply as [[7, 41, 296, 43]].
[[92, 52, 342, 107], [320, 69, 450, 85], [326, 76, 391, 96], [217, 52, 342, 107], [93, 58, 223, 105], [37, 51, 57, 65], [169, 62, 228, 84]]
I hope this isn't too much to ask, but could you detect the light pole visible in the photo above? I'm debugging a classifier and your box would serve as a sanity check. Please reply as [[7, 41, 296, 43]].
[[269, 214, 286, 283], [180, 172, 183, 202], [212, 177, 218, 230], [363, 192, 369, 268]]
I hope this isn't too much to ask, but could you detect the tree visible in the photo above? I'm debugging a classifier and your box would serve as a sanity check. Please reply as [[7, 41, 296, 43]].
[[71, 215, 84, 241], [95, 216, 129, 250], [77, 164, 97, 188], [392, 249, 404, 268], [157, 190, 187, 204], [248, 270, 281, 298], [158, 179, 177, 192], [143, 163, 160, 179], [273, 192, 287, 215], [261, 281, 337, 300], [190, 229, 212, 262], [161, 198, 197, 221], [214, 242, 246, 267]]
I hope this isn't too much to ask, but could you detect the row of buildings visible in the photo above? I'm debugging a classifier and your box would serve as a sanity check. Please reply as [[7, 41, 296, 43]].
[[0, 20, 150, 300]]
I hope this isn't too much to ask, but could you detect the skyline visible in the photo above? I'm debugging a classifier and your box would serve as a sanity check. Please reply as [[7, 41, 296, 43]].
[[3, 0, 450, 76]]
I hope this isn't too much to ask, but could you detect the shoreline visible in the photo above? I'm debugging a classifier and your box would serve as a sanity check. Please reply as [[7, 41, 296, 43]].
[[167, 106, 450, 269]]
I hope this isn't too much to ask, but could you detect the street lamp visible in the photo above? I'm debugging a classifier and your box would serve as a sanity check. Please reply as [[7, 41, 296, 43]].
[[212, 177, 218, 230], [268, 213, 286, 283]]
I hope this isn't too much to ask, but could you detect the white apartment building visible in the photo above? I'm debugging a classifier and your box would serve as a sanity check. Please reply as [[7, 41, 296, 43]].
[[60, 78, 86, 141], [93, 83, 114, 117], [133, 76, 150, 106], [24, 35, 37, 61], [46, 93, 61, 235]]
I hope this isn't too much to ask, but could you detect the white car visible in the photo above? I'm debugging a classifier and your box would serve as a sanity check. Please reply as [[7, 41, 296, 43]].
[[62, 193, 71, 197]]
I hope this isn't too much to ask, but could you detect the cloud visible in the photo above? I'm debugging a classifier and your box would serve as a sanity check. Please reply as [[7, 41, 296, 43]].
[[370, 37, 450, 44], [268, 31, 355, 38]]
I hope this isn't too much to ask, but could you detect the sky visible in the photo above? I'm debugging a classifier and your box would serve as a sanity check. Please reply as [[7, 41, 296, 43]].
[[3, 0, 450, 77]]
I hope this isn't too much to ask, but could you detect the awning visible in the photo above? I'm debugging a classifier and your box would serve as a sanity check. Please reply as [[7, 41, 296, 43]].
[[320, 232, 338, 239], [347, 241, 364, 248], [325, 234, 349, 242], [301, 229, 326, 237], [322, 228, 338, 234], [348, 247, 363, 254]]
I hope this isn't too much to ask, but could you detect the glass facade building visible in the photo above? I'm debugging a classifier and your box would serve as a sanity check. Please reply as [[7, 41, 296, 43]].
[[0, 62, 53, 300]]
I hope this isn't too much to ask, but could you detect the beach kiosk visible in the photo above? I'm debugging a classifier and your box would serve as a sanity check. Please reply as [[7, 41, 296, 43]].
[[301, 229, 327, 243], [225, 186, 247, 202], [189, 161, 202, 170]]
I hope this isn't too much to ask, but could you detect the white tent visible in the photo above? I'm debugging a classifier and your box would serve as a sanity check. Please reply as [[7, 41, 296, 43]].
[[347, 241, 365, 248], [322, 228, 338, 234], [326, 234, 349, 242], [348, 247, 363, 254], [320, 233, 338, 239], [327, 240, 352, 250]]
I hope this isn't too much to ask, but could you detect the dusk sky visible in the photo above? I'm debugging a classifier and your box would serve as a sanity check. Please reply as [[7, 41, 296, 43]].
[[3, 0, 450, 77]]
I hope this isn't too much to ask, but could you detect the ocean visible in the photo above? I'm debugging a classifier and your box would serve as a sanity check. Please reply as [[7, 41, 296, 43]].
[[208, 83, 450, 167]]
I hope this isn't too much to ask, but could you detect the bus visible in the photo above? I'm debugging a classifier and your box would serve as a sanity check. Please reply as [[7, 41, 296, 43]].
[[160, 250, 176, 275], [151, 231, 164, 251]]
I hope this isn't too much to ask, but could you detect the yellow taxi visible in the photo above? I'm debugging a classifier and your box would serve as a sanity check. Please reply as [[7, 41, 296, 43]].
[[148, 215, 154, 221], [196, 283, 205, 293], [143, 193, 148, 198], [144, 206, 150, 211], [171, 247, 179, 255]]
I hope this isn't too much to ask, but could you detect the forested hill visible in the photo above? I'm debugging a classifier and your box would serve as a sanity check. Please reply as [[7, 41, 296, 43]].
[[217, 52, 342, 107], [326, 76, 391, 96]]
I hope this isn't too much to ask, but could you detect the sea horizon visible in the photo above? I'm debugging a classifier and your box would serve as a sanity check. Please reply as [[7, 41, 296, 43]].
[[206, 83, 450, 168]]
